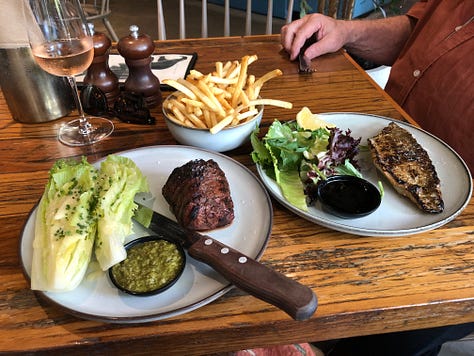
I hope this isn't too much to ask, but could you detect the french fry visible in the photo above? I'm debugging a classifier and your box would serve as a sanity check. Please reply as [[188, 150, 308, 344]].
[[196, 80, 226, 117], [216, 94, 234, 111], [203, 109, 212, 127], [237, 108, 258, 121], [253, 69, 283, 98], [210, 114, 234, 134], [187, 69, 204, 80], [208, 76, 238, 85], [170, 106, 188, 124], [177, 78, 221, 114], [187, 113, 208, 129], [209, 111, 218, 127], [181, 97, 205, 109], [163, 55, 292, 134], [162, 79, 197, 100], [242, 98, 293, 110], [226, 61, 241, 79], [231, 55, 253, 107], [222, 60, 232, 76], [215, 61, 223, 77]]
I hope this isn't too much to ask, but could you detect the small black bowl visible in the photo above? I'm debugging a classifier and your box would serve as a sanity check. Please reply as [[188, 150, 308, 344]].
[[317, 175, 382, 219], [109, 235, 186, 296]]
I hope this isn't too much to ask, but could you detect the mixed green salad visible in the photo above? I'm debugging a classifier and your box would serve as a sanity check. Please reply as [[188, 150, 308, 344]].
[[251, 107, 362, 211]]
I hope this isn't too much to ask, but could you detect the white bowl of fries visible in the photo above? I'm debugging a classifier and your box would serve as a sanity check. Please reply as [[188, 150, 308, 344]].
[[163, 93, 264, 152], [161, 55, 292, 152]]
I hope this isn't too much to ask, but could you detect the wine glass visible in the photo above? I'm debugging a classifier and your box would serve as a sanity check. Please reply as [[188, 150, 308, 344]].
[[23, 0, 114, 146]]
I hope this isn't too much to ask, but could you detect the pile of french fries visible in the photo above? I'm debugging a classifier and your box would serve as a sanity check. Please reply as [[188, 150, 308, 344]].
[[163, 55, 293, 134]]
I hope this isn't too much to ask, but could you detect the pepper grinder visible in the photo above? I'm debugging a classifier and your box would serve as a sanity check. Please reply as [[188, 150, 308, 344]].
[[83, 23, 120, 107], [117, 25, 161, 108]]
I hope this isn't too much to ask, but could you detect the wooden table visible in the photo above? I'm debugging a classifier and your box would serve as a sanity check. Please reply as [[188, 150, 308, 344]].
[[1, 35, 473, 355]]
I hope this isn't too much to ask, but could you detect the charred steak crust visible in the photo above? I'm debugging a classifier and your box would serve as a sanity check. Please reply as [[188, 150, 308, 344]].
[[162, 159, 234, 231], [368, 122, 444, 213]]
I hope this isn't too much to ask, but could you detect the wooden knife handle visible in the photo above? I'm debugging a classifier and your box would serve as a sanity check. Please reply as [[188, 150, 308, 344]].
[[187, 234, 318, 321]]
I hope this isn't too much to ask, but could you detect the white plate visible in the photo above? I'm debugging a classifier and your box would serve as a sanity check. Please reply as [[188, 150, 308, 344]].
[[20, 146, 273, 323], [257, 113, 472, 237]]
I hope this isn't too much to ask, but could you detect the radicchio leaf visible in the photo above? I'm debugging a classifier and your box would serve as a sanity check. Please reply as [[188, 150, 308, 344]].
[[318, 127, 361, 173]]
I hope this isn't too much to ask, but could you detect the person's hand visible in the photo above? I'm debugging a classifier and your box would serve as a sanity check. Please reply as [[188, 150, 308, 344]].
[[281, 13, 349, 61]]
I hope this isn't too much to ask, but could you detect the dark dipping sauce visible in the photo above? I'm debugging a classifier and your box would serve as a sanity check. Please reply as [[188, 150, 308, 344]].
[[110, 236, 185, 296], [317, 175, 381, 219]]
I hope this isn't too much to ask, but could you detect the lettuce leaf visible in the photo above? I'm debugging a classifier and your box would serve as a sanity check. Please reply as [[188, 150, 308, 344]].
[[251, 120, 331, 211], [94, 155, 149, 271], [251, 119, 362, 211], [31, 158, 98, 292]]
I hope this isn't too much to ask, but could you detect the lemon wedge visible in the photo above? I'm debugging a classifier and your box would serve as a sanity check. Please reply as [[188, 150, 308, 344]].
[[296, 107, 335, 130]]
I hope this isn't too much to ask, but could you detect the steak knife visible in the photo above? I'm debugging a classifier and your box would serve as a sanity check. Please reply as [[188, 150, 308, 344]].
[[134, 198, 318, 321]]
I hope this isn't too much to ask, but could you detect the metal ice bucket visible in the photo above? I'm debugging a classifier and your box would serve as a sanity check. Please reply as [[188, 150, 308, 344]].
[[0, 47, 74, 123], [0, 1, 74, 123]]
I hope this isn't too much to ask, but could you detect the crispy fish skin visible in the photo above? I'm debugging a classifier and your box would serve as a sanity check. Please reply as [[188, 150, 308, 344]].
[[368, 122, 444, 213]]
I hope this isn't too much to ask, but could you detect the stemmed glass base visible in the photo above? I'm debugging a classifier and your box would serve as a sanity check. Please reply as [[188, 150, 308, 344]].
[[57, 75, 114, 146], [58, 116, 114, 146]]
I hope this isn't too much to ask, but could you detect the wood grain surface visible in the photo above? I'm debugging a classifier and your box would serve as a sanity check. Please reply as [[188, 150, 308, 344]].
[[0, 35, 473, 355]]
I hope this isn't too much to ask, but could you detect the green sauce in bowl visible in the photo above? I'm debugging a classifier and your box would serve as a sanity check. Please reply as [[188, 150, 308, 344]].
[[109, 236, 185, 296]]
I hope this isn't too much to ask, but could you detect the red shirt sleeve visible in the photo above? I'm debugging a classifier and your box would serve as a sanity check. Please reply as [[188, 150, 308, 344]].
[[406, 0, 429, 20], [385, 0, 474, 171]]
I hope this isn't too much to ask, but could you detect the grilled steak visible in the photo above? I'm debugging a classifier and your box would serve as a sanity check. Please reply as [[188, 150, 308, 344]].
[[368, 122, 444, 213], [162, 159, 234, 231]]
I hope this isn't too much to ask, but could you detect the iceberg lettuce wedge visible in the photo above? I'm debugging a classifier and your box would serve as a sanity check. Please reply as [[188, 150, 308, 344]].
[[94, 155, 149, 271], [31, 158, 98, 292]]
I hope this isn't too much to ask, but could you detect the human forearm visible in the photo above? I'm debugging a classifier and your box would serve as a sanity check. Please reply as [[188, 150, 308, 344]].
[[281, 13, 415, 65], [343, 15, 414, 65]]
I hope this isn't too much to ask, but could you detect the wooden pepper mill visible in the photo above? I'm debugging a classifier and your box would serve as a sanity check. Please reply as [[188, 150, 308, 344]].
[[83, 23, 119, 107], [117, 25, 162, 108]]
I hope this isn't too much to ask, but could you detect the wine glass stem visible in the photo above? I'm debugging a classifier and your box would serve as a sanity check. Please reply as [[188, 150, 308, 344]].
[[66, 76, 92, 135]]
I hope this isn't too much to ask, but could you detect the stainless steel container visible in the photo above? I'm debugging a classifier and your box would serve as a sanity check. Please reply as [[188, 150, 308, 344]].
[[0, 1, 74, 123], [0, 47, 74, 123]]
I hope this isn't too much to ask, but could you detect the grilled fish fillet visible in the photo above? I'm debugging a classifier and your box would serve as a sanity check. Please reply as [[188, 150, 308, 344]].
[[368, 122, 444, 213]]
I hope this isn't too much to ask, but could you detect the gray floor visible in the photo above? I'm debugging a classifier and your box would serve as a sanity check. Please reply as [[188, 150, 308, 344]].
[[440, 337, 474, 356], [92, 1, 474, 355]]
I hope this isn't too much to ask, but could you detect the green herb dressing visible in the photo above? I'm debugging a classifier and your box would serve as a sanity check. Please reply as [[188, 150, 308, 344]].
[[111, 239, 184, 293]]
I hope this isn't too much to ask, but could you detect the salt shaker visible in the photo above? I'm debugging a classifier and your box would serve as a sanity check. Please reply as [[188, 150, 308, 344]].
[[117, 25, 161, 108], [83, 23, 119, 107]]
